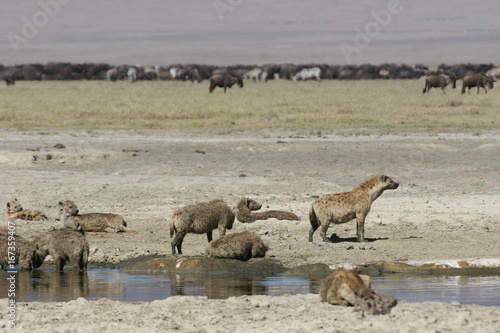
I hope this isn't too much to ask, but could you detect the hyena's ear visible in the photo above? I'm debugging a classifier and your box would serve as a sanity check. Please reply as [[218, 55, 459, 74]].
[[245, 198, 249, 208], [6, 202, 10, 208], [381, 175, 387, 182], [58, 201, 64, 209]]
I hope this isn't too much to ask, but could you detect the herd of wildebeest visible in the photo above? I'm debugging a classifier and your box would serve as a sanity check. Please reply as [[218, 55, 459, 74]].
[[1, 61, 499, 94]]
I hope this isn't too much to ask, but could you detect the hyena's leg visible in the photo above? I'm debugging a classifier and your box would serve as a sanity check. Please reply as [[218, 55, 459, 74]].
[[356, 214, 366, 243], [54, 256, 65, 271], [171, 231, 187, 255], [320, 221, 332, 243]]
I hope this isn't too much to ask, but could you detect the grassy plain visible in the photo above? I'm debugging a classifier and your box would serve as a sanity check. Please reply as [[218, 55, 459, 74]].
[[0, 79, 498, 131]]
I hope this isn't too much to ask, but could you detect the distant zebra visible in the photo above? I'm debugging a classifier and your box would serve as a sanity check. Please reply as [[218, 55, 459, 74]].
[[243, 68, 263, 83], [291, 67, 321, 83], [106, 68, 118, 81], [127, 67, 137, 82], [170, 67, 183, 80], [486, 67, 500, 79]]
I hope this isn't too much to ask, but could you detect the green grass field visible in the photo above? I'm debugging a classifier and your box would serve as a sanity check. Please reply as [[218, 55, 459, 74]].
[[0, 79, 498, 131]]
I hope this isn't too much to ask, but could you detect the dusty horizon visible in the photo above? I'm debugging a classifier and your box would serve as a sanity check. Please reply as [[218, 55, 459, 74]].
[[1, 0, 499, 69]]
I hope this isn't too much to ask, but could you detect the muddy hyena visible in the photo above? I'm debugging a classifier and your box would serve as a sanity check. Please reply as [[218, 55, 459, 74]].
[[309, 174, 399, 243], [6, 199, 48, 221], [320, 269, 397, 315], [31, 230, 89, 271], [0, 233, 44, 270], [236, 198, 300, 223], [169, 199, 235, 255], [58, 200, 130, 233], [206, 230, 268, 261]]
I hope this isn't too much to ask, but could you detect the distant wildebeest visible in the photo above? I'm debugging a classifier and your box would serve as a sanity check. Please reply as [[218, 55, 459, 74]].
[[209, 74, 244, 93], [205, 231, 268, 261], [309, 174, 399, 243], [461, 73, 496, 94], [31, 230, 89, 271], [59, 200, 131, 233], [291, 67, 321, 83], [236, 198, 300, 223], [0, 233, 43, 271], [144, 64, 160, 80], [6, 199, 48, 221], [243, 68, 263, 83], [169, 199, 235, 255], [422, 74, 456, 94], [320, 269, 398, 315], [185, 67, 202, 82], [4, 74, 15, 86], [170, 66, 202, 82], [127, 67, 137, 82]]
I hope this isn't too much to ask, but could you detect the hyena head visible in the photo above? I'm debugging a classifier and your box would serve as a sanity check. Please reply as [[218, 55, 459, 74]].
[[58, 200, 79, 217], [380, 175, 399, 190], [245, 198, 262, 211], [6, 199, 23, 212], [65, 219, 82, 231]]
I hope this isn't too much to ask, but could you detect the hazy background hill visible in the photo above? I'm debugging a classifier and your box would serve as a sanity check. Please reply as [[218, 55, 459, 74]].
[[1, 0, 498, 68]]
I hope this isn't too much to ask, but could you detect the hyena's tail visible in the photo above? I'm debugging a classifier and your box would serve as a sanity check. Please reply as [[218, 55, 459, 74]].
[[308, 206, 320, 242], [169, 219, 175, 238]]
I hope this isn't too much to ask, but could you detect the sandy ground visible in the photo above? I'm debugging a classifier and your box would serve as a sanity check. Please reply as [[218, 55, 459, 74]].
[[1, 128, 499, 332]]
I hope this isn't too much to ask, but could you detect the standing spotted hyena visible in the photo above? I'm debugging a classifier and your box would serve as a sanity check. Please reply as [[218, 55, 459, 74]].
[[309, 174, 399, 243], [320, 269, 397, 315]]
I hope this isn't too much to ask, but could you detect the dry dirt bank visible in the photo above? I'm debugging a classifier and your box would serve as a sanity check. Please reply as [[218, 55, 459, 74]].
[[1, 129, 499, 332]]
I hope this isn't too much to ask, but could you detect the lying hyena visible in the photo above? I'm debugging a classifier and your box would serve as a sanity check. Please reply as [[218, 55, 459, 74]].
[[320, 269, 397, 315], [6, 199, 48, 221], [58, 200, 131, 233], [309, 174, 399, 243]]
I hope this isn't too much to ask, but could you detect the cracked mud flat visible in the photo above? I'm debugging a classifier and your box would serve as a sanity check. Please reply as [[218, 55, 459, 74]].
[[1, 129, 499, 332]]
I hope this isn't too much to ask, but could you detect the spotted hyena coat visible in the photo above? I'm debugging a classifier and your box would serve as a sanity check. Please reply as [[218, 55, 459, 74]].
[[309, 174, 399, 243], [320, 269, 397, 315], [58, 200, 130, 233], [6, 199, 48, 221]]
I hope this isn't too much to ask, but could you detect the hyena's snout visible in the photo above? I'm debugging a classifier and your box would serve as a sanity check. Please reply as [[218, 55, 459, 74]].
[[389, 181, 399, 189]]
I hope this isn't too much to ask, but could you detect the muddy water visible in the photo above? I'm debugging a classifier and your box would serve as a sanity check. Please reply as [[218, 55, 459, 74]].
[[2, 269, 499, 306]]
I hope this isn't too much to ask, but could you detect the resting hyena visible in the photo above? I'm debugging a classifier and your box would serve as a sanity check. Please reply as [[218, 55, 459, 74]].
[[6, 199, 48, 221], [58, 200, 130, 233], [320, 269, 397, 315], [309, 174, 399, 243]]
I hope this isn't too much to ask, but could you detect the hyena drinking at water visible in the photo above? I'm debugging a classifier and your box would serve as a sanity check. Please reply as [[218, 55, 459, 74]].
[[320, 269, 397, 315]]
